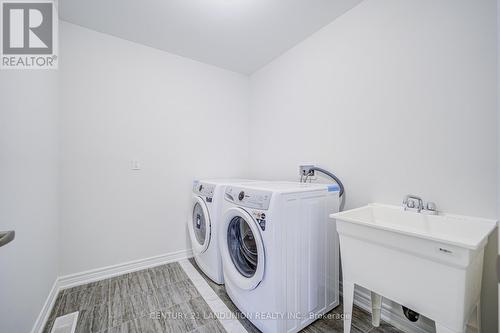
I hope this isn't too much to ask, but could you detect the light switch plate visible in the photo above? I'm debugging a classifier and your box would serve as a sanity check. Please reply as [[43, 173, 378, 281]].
[[131, 160, 141, 170]]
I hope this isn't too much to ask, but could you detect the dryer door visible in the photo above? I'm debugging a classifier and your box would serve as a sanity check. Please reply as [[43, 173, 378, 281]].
[[221, 207, 265, 290], [189, 196, 211, 254]]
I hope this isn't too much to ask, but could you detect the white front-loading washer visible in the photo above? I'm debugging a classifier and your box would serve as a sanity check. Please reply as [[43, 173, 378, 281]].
[[188, 179, 257, 284], [219, 182, 341, 333]]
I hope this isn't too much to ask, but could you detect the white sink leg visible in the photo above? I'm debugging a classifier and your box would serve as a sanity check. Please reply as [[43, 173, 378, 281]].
[[343, 281, 355, 333], [370, 292, 382, 327], [435, 323, 462, 333]]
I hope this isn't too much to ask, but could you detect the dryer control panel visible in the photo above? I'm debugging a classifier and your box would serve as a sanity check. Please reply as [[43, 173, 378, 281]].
[[193, 181, 215, 200], [225, 186, 272, 210]]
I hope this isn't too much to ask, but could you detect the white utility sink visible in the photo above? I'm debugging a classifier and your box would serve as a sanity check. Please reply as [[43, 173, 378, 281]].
[[331, 203, 497, 333]]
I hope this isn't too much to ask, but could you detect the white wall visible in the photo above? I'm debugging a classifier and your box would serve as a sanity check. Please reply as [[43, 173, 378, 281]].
[[249, 0, 498, 330], [59, 22, 250, 275], [497, 0, 500, 330], [0, 71, 59, 332]]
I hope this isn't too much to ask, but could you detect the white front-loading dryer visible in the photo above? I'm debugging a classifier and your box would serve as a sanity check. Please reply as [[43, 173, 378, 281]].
[[188, 179, 257, 284], [219, 182, 341, 333]]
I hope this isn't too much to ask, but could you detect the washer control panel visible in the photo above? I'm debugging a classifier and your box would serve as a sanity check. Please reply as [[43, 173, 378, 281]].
[[193, 181, 215, 200], [225, 186, 272, 210]]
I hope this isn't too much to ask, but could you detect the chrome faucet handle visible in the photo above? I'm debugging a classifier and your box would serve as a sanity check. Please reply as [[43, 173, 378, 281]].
[[403, 194, 423, 212], [424, 201, 438, 215]]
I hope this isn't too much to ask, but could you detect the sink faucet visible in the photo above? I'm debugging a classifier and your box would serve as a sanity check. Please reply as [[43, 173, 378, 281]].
[[403, 194, 438, 214], [403, 194, 423, 212]]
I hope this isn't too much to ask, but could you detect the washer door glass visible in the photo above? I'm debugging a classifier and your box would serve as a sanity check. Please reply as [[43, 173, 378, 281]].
[[192, 202, 207, 245], [227, 216, 259, 278]]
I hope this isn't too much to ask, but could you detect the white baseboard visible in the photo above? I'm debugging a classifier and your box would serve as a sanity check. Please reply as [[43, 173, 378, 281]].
[[31, 279, 61, 333], [58, 249, 193, 290], [340, 282, 435, 333], [31, 249, 193, 333]]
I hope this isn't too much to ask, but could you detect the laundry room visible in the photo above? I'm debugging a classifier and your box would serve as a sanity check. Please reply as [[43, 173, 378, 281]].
[[0, 0, 499, 333]]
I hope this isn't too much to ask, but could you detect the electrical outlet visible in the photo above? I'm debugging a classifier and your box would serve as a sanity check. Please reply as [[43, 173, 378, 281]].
[[299, 164, 316, 179]]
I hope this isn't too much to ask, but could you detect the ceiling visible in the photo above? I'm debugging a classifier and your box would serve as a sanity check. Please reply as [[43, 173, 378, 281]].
[[60, 0, 363, 74]]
